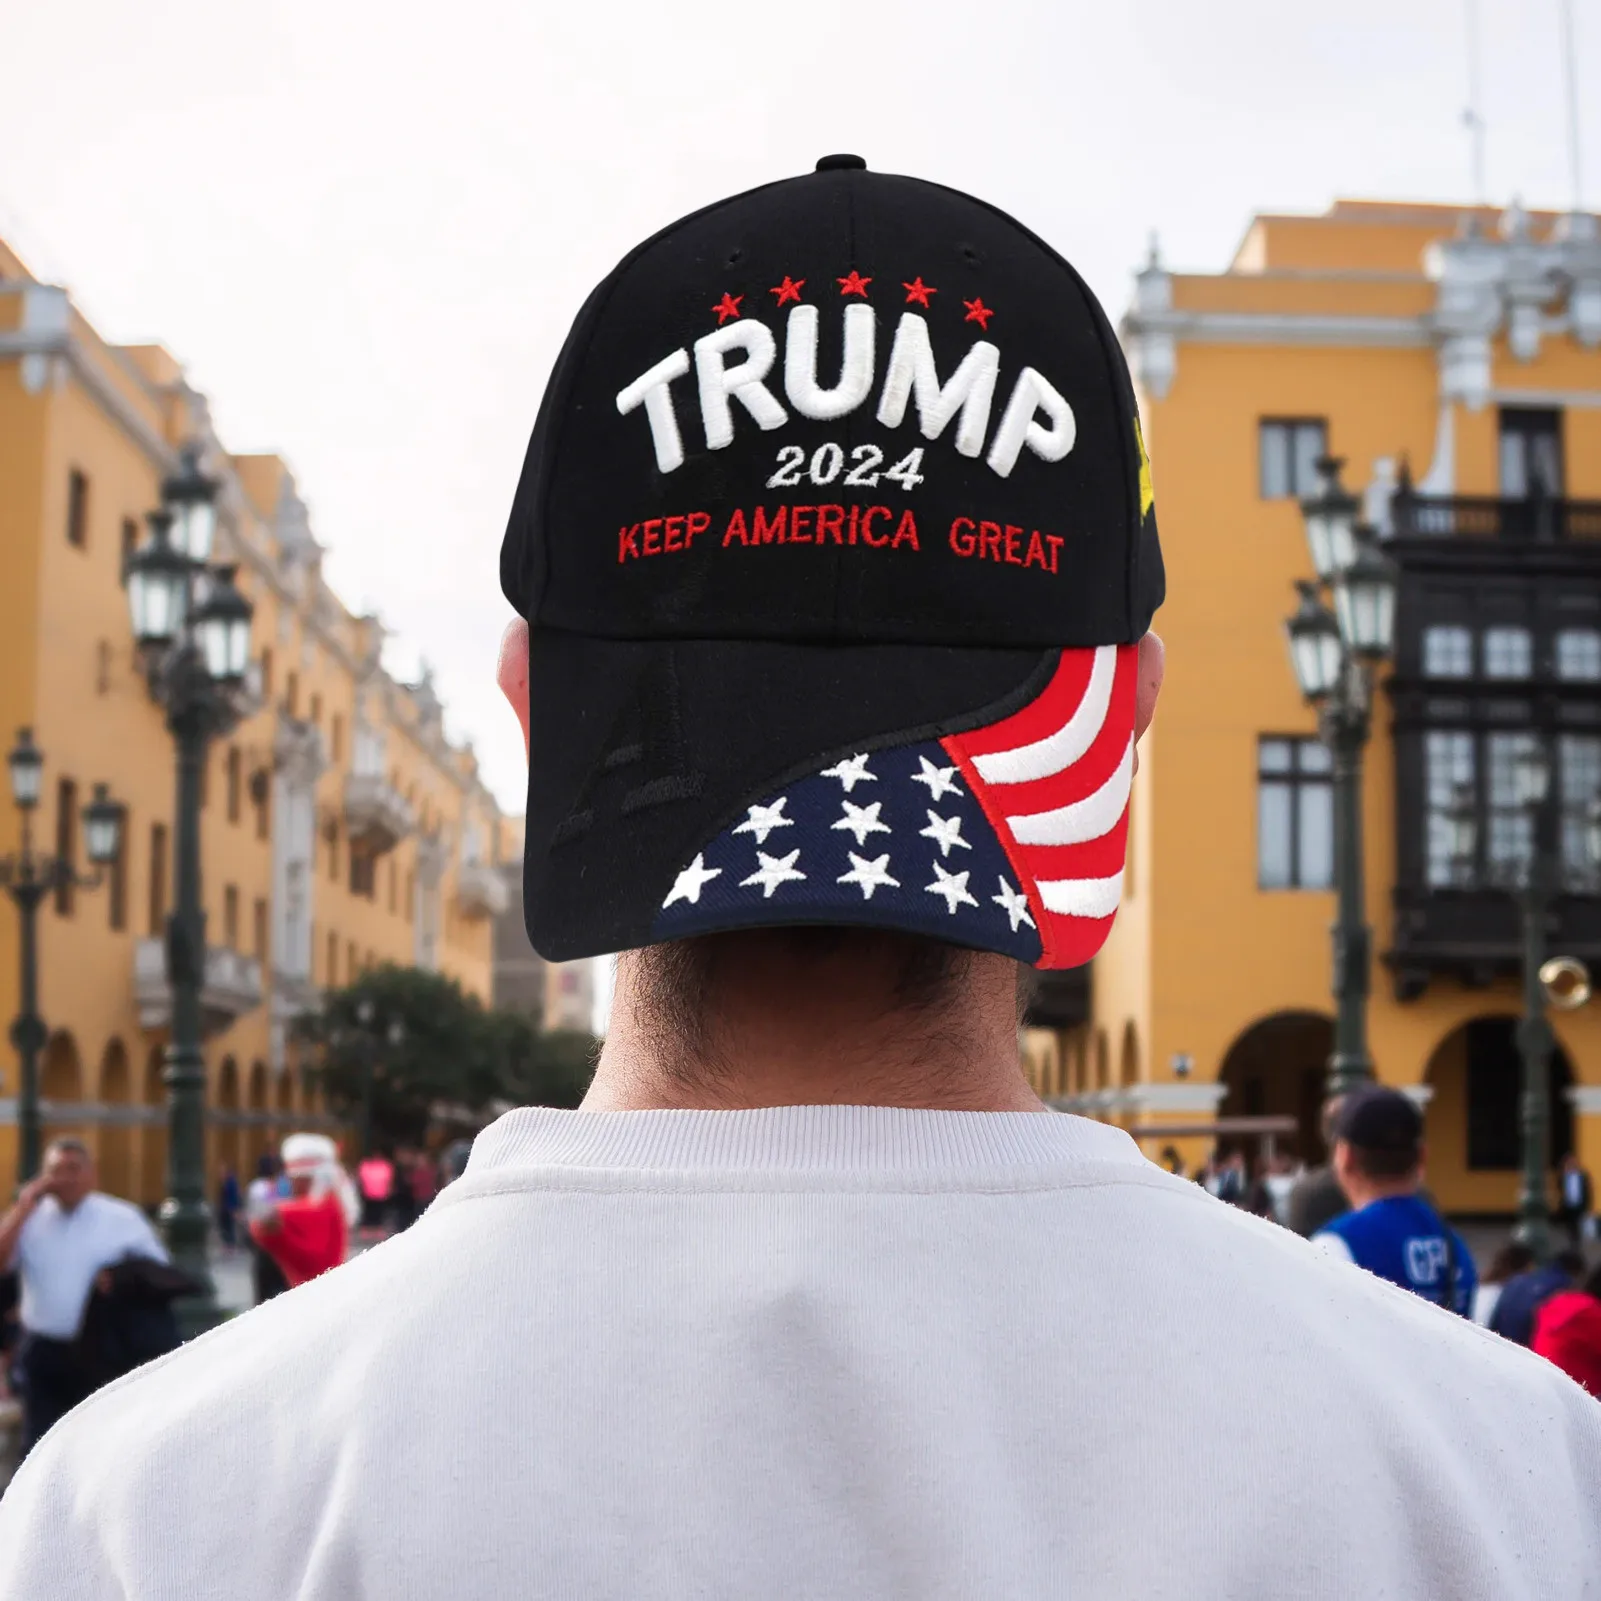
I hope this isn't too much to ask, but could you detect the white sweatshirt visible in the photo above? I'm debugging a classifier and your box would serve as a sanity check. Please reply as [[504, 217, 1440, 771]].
[[2, 1106, 1598, 1599]]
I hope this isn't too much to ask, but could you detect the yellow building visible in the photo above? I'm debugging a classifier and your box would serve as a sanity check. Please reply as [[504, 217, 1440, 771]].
[[1025, 200, 1601, 1214], [0, 233, 509, 1205]]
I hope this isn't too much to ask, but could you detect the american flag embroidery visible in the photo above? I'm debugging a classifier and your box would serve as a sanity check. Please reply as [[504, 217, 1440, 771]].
[[653, 644, 1137, 969]]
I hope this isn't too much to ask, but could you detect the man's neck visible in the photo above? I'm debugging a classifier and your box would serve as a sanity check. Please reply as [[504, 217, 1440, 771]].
[[1345, 1177, 1419, 1212], [584, 939, 1045, 1114]]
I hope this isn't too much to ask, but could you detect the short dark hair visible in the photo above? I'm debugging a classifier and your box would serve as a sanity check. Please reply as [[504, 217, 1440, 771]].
[[1485, 1243, 1536, 1284], [1584, 1261, 1601, 1302], [1555, 1248, 1587, 1278], [628, 927, 1011, 1087], [45, 1137, 91, 1163]]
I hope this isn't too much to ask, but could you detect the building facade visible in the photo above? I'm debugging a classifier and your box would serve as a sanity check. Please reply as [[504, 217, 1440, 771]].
[[1023, 200, 1601, 1214], [0, 233, 509, 1205]]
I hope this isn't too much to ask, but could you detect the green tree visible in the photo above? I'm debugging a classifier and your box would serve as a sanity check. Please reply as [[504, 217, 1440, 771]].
[[297, 964, 597, 1150]]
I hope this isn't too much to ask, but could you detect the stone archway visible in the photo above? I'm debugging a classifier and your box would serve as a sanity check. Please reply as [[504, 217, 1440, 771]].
[[1422, 1015, 1575, 1215], [141, 1048, 169, 1210], [1217, 1011, 1332, 1162], [215, 1056, 242, 1186], [98, 1040, 133, 1200], [245, 1060, 270, 1179], [41, 1031, 84, 1145]]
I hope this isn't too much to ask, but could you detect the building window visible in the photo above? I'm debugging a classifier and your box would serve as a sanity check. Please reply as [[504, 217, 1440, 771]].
[[1259, 419, 1327, 501], [1556, 629, 1601, 683], [309, 692, 322, 727], [350, 848, 376, 900], [1257, 737, 1333, 889], [1422, 625, 1473, 679], [66, 468, 90, 549], [1498, 407, 1563, 499], [53, 778, 78, 916], [331, 714, 344, 765], [149, 822, 169, 936], [285, 671, 299, 718], [121, 517, 139, 562], [95, 640, 112, 695], [259, 648, 274, 699], [107, 815, 128, 933], [226, 747, 242, 823], [255, 772, 270, 842], [223, 884, 240, 948], [1486, 732, 1537, 884], [253, 897, 268, 962], [388, 858, 397, 914], [327, 930, 338, 987], [328, 825, 340, 883], [1425, 730, 1475, 887], [1483, 626, 1532, 680], [1562, 735, 1601, 880]]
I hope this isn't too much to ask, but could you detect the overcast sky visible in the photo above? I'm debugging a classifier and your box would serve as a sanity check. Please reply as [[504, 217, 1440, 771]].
[[5, 0, 1597, 815]]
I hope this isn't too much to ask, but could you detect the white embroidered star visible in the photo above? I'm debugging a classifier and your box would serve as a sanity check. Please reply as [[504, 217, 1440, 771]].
[[918, 810, 971, 858], [837, 852, 900, 900], [733, 797, 793, 846], [820, 753, 876, 792], [662, 853, 721, 908], [739, 849, 806, 898], [832, 799, 891, 848], [924, 861, 979, 915], [992, 877, 1036, 932], [910, 755, 964, 802]]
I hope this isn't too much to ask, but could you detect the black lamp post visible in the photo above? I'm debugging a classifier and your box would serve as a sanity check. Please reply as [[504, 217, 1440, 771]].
[[1, 733, 125, 1186], [123, 444, 254, 1336], [1283, 457, 1400, 1100]]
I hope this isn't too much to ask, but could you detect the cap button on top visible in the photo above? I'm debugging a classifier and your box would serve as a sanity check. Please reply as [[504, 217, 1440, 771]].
[[815, 153, 867, 171]]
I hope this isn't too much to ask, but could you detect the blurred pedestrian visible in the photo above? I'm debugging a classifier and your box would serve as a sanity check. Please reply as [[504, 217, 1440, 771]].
[[1312, 1088, 1477, 1317], [1213, 1151, 1247, 1207], [1531, 1259, 1601, 1397], [216, 1166, 242, 1252], [1257, 1153, 1298, 1227], [407, 1150, 439, 1219], [389, 1149, 419, 1232], [1286, 1097, 1348, 1238], [357, 1150, 395, 1233], [1557, 1154, 1594, 1252], [1473, 1242, 1536, 1327], [248, 1135, 348, 1291], [245, 1154, 290, 1305], [439, 1138, 474, 1188], [0, 1139, 169, 1461], [1491, 1249, 1586, 1347]]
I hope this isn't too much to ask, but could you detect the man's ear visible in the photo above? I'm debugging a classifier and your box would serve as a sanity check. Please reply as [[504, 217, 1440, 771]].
[[1132, 631, 1163, 775], [497, 617, 531, 759]]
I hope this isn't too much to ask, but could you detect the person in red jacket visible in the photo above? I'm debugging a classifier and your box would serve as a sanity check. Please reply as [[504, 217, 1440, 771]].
[[248, 1135, 348, 1290], [1531, 1259, 1601, 1398]]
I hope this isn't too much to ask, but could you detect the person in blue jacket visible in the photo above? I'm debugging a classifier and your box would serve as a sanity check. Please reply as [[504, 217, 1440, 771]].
[[1313, 1087, 1478, 1316]]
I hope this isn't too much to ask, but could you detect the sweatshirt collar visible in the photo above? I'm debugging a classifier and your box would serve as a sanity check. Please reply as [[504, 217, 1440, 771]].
[[451, 1103, 1150, 1188]]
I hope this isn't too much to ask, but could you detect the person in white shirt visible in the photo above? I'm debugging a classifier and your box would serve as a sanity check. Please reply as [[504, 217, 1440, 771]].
[[0, 1138, 167, 1460], [3, 158, 1601, 1600]]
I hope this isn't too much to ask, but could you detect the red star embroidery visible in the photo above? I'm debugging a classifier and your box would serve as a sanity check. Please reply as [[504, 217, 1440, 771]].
[[963, 297, 994, 330], [712, 292, 743, 325], [837, 270, 872, 297], [769, 276, 805, 306], [902, 277, 936, 307]]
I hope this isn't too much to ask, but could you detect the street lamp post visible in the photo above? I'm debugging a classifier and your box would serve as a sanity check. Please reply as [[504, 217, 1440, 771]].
[[1283, 457, 1400, 1101], [0, 732, 124, 1186], [349, 999, 405, 1160], [123, 444, 254, 1337]]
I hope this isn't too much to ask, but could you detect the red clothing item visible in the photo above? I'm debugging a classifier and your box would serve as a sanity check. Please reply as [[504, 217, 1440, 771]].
[[1531, 1290, 1601, 1397], [249, 1192, 347, 1288]]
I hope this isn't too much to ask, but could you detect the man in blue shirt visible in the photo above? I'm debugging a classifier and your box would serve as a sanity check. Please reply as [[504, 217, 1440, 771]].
[[1313, 1087, 1477, 1316]]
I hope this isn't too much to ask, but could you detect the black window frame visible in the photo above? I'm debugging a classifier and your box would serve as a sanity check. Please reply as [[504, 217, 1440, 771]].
[[1257, 735, 1334, 891], [1258, 418, 1328, 501]]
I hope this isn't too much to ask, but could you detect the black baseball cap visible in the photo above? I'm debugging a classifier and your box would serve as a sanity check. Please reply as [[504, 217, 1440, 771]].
[[1333, 1088, 1424, 1156], [500, 155, 1163, 969]]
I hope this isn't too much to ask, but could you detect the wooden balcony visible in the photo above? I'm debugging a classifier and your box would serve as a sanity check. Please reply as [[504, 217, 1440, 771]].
[[134, 938, 264, 1037], [1391, 491, 1601, 544]]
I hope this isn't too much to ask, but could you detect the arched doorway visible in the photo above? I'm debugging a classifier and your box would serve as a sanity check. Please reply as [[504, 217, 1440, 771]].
[[1218, 1012, 1333, 1162], [141, 1048, 169, 1210], [41, 1031, 84, 1145], [1423, 1016, 1574, 1215], [98, 1040, 133, 1200], [245, 1060, 270, 1179], [216, 1057, 241, 1186]]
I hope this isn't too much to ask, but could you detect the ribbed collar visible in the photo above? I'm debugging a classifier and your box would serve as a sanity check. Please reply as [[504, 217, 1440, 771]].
[[447, 1104, 1150, 1191]]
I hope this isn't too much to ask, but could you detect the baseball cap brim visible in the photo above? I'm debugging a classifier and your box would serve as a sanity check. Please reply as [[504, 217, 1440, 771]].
[[521, 626, 1137, 969]]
